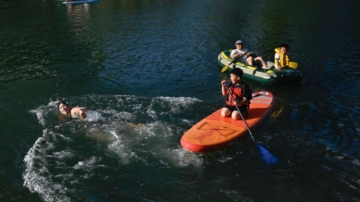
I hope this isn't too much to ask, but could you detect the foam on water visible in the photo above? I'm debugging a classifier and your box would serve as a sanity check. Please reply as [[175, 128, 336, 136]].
[[84, 110, 104, 122], [73, 156, 100, 170], [29, 101, 58, 126], [154, 96, 202, 114], [24, 94, 204, 201], [172, 149, 204, 167], [109, 130, 119, 139], [52, 149, 74, 160], [108, 137, 136, 165], [23, 130, 73, 202], [29, 107, 46, 126], [134, 121, 173, 138]]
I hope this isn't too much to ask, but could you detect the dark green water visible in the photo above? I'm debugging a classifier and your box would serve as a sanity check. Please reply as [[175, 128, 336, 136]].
[[1, 0, 360, 201]]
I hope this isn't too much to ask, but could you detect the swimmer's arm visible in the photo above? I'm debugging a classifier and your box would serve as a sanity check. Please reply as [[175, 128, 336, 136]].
[[72, 107, 87, 119], [79, 109, 86, 119]]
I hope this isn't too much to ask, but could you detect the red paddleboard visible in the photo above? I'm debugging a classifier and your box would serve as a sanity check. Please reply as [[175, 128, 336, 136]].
[[180, 91, 275, 152]]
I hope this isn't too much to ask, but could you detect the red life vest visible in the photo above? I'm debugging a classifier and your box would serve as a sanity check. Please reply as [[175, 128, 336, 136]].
[[226, 84, 244, 106]]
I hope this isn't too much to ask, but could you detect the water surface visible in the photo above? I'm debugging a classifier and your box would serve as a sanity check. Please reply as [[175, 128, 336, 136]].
[[0, 0, 360, 201]]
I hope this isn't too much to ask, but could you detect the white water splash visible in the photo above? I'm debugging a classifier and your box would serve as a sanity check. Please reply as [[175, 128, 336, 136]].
[[29, 101, 58, 126], [24, 94, 205, 201], [73, 156, 99, 170], [84, 110, 104, 122], [110, 130, 119, 139], [157, 96, 202, 113], [23, 130, 73, 202], [108, 136, 135, 165], [135, 121, 174, 138], [171, 149, 203, 167], [29, 107, 46, 126]]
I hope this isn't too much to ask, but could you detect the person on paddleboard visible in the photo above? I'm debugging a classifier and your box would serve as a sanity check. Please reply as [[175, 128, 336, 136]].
[[230, 40, 269, 69], [221, 68, 252, 120], [57, 101, 87, 119], [274, 43, 290, 70]]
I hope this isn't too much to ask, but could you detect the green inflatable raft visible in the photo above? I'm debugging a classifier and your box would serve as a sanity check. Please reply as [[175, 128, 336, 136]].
[[217, 50, 303, 85]]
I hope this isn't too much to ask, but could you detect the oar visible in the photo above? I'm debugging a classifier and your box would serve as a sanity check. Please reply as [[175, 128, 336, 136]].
[[223, 83, 278, 164], [288, 61, 298, 69], [221, 51, 249, 73], [221, 60, 236, 72]]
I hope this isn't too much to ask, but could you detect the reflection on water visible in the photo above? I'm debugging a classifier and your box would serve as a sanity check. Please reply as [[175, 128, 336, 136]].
[[65, 3, 91, 28]]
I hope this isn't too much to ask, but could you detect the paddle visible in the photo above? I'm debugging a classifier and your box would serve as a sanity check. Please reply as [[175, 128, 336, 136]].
[[223, 83, 278, 164], [221, 51, 249, 73], [288, 61, 298, 69], [221, 62, 232, 72]]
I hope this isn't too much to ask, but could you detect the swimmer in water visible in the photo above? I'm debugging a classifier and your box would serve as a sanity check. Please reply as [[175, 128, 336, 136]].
[[57, 101, 87, 119]]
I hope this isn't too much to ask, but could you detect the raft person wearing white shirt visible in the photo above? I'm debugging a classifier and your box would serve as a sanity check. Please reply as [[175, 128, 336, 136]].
[[230, 40, 269, 69]]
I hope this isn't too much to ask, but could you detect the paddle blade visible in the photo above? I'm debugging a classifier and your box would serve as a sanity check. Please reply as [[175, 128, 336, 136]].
[[221, 64, 230, 72], [257, 143, 278, 164], [288, 61, 298, 69]]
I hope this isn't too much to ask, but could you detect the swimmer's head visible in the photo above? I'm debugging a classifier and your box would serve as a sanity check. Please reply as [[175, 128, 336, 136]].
[[57, 101, 71, 115]]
